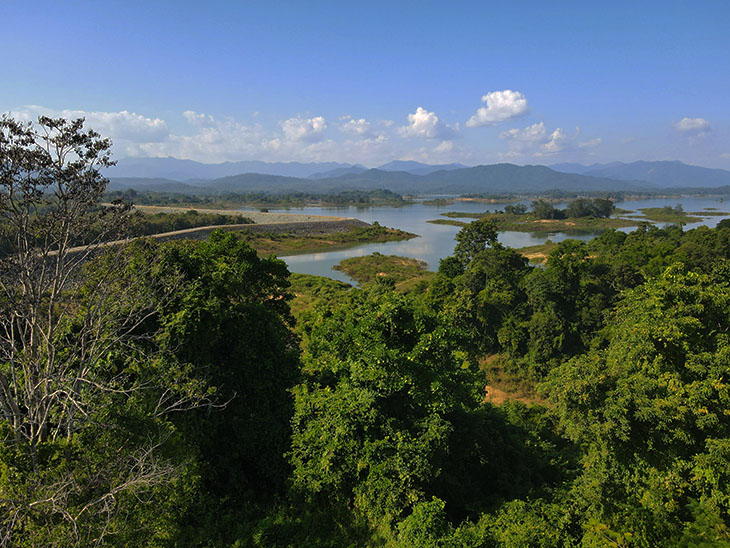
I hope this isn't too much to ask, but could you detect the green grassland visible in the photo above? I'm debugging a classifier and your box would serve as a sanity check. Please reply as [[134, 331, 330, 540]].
[[332, 252, 435, 289], [239, 224, 418, 256]]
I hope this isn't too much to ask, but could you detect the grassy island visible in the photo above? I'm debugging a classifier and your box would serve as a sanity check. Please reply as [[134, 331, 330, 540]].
[[638, 206, 703, 223], [333, 252, 434, 289], [428, 198, 644, 232], [429, 211, 639, 232], [240, 224, 418, 256]]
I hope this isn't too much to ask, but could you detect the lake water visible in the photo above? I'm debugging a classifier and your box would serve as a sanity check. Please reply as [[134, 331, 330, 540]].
[[265, 196, 730, 284]]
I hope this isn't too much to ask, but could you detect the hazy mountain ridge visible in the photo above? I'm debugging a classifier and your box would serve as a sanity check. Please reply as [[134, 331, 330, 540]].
[[109, 163, 657, 196], [108, 157, 475, 180], [551, 160, 730, 187], [107, 157, 360, 180]]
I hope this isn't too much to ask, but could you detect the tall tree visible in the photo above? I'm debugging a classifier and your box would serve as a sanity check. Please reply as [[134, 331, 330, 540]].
[[0, 116, 202, 546]]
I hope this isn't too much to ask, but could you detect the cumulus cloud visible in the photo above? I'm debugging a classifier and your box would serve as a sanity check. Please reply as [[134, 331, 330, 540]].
[[183, 110, 216, 128], [674, 117, 710, 135], [12, 105, 170, 143], [466, 90, 529, 127], [500, 122, 578, 157], [138, 111, 265, 161], [281, 115, 327, 142], [399, 107, 457, 139], [340, 116, 374, 137]]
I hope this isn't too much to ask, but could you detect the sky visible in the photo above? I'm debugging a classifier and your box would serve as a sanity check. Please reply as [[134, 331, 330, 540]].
[[2, 0, 729, 168]]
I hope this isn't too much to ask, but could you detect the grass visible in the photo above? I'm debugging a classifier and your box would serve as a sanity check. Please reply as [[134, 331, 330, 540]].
[[426, 218, 469, 227], [516, 241, 560, 264], [638, 207, 703, 223], [333, 252, 435, 288], [688, 211, 730, 216], [480, 354, 547, 407], [239, 225, 418, 256]]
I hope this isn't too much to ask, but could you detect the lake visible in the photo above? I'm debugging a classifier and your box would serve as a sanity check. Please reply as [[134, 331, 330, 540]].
[[266, 196, 730, 284]]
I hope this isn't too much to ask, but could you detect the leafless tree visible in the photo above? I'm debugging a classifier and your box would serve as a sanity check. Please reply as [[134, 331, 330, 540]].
[[0, 116, 205, 546]]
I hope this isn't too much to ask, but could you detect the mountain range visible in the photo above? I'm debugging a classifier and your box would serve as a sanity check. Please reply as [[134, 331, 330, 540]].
[[550, 160, 730, 188], [107, 157, 472, 180], [105, 157, 730, 196], [108, 163, 659, 196]]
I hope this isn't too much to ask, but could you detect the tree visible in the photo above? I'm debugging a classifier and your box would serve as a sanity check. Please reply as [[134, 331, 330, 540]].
[[544, 266, 730, 545], [530, 200, 564, 220], [290, 291, 479, 525], [453, 218, 498, 267], [0, 116, 202, 546]]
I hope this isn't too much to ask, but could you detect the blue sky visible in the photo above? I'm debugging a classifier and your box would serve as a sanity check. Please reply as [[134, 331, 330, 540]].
[[2, 1, 729, 167]]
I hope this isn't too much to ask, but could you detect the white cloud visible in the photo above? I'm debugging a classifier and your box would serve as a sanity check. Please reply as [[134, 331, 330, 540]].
[[340, 116, 374, 137], [138, 111, 264, 161], [674, 117, 710, 135], [399, 107, 457, 139], [281, 115, 327, 142], [466, 90, 529, 127], [578, 137, 602, 149], [500, 122, 578, 157], [183, 110, 216, 127], [500, 122, 547, 145], [434, 140, 454, 154], [13, 105, 170, 143]]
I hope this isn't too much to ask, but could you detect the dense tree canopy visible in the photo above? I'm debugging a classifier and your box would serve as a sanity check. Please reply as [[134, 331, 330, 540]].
[[5, 115, 730, 547]]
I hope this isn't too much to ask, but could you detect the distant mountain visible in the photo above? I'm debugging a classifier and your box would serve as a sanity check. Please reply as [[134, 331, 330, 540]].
[[377, 160, 469, 175], [308, 165, 368, 179], [551, 161, 730, 187], [550, 162, 624, 175], [108, 163, 651, 196], [106, 157, 361, 180]]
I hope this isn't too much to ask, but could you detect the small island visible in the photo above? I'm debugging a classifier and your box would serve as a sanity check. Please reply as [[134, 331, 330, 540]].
[[428, 198, 640, 232]]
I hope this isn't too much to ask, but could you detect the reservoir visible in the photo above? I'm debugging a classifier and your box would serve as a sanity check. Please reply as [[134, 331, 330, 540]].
[[266, 196, 729, 284]]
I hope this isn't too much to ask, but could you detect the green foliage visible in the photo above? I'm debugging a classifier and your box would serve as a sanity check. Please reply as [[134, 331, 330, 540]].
[[141, 231, 300, 544], [333, 252, 433, 287], [290, 291, 479, 525], [544, 266, 730, 546], [453, 218, 499, 266], [128, 209, 253, 236], [106, 188, 409, 207]]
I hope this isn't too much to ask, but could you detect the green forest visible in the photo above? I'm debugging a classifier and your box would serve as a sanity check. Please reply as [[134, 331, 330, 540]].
[[3, 117, 730, 547]]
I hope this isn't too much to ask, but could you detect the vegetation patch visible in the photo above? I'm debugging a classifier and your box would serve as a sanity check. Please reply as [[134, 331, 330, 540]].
[[288, 273, 352, 319], [333, 252, 434, 287], [426, 218, 469, 227], [516, 240, 560, 264], [638, 205, 703, 223], [107, 188, 411, 208], [239, 223, 418, 256], [128, 209, 253, 236], [432, 212, 638, 232], [688, 210, 730, 216]]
